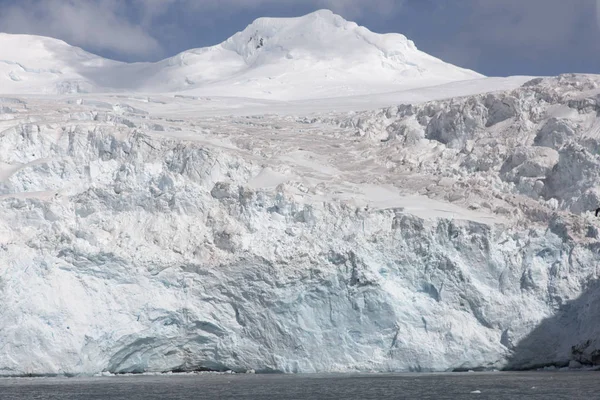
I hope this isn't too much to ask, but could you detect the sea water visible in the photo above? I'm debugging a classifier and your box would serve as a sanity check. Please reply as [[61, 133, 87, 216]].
[[0, 371, 597, 399]]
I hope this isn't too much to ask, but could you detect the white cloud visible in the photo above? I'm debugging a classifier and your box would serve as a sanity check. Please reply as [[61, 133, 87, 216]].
[[0, 0, 405, 59], [0, 0, 403, 59], [0, 0, 591, 73], [0, 0, 162, 57]]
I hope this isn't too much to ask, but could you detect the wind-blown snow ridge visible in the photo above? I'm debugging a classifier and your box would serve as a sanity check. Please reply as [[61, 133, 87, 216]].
[[2, 73, 600, 375], [0, 10, 482, 100]]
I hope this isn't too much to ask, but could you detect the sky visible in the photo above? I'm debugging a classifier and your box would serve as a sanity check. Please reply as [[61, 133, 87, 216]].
[[0, 0, 598, 77]]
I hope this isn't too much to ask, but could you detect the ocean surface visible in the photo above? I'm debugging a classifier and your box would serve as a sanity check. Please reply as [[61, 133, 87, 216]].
[[0, 371, 597, 399]]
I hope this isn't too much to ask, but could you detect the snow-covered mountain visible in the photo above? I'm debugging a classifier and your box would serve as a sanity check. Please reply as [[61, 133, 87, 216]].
[[0, 10, 481, 99]]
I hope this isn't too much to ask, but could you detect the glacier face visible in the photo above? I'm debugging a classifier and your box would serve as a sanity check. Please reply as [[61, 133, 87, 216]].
[[2, 74, 600, 375]]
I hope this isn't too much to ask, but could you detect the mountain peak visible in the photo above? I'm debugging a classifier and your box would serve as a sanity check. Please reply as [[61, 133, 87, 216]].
[[251, 9, 356, 30], [220, 9, 415, 65], [0, 11, 483, 99]]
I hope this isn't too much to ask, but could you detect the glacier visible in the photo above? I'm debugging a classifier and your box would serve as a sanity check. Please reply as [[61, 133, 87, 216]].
[[1, 11, 600, 376], [1, 74, 600, 375]]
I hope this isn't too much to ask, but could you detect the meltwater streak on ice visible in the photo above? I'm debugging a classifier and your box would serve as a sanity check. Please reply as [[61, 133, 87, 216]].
[[0, 373, 599, 400]]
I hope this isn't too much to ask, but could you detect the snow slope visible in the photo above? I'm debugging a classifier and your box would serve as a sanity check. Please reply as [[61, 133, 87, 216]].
[[2, 73, 600, 375], [0, 33, 118, 94], [0, 10, 482, 99]]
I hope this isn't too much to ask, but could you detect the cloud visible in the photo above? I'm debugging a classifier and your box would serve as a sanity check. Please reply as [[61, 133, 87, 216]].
[[316, 0, 401, 18], [0, 0, 593, 76], [443, 0, 598, 68], [465, 0, 588, 50], [0, 0, 162, 58], [0, 0, 403, 59], [132, 0, 403, 20]]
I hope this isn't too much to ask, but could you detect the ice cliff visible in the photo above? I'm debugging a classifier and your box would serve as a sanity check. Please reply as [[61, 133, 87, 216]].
[[1, 74, 600, 375]]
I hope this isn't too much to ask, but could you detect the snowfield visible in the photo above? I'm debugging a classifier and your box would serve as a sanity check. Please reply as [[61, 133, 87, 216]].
[[1, 11, 600, 376]]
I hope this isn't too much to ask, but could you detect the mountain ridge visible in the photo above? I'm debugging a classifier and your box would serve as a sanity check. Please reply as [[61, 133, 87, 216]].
[[0, 10, 483, 99]]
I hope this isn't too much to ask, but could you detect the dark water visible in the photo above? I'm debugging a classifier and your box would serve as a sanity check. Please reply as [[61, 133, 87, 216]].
[[0, 371, 597, 400]]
